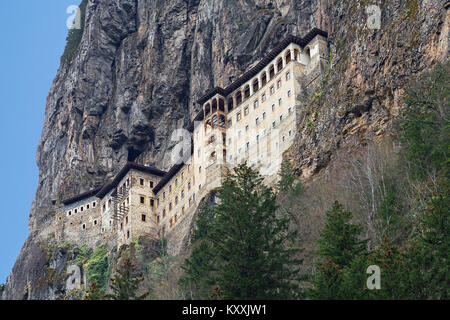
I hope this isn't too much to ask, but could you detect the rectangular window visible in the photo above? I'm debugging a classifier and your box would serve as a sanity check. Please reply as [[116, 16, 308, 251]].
[[244, 106, 249, 116], [270, 86, 275, 94], [272, 121, 276, 128], [127, 231, 130, 239], [272, 104, 275, 111], [237, 112, 241, 121], [228, 119, 232, 127], [288, 107, 292, 113], [93, 202, 96, 208], [255, 118, 259, 125], [286, 72, 290, 80], [280, 115, 283, 122], [254, 100, 258, 108], [141, 214, 146, 222], [87, 204, 90, 210], [262, 93, 266, 102], [245, 125, 249, 132], [277, 80, 281, 89], [150, 199, 154, 207], [279, 98, 282, 105], [140, 196, 145, 204], [140, 178, 144, 186], [150, 181, 154, 188], [246, 142, 250, 149], [263, 112, 266, 119], [288, 90, 291, 97]]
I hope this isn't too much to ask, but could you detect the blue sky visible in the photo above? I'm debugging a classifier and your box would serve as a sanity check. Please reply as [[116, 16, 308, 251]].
[[0, 0, 81, 283]]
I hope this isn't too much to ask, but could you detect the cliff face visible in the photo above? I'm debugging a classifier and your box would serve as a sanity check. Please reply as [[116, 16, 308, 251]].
[[2, 0, 448, 299]]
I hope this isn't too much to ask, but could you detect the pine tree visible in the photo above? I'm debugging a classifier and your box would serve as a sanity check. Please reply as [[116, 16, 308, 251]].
[[106, 258, 148, 300], [180, 163, 303, 300], [83, 282, 106, 300], [310, 201, 366, 299]]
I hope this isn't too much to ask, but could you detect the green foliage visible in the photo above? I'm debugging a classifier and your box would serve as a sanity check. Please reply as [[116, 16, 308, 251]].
[[61, 0, 88, 64], [106, 258, 148, 300], [85, 243, 110, 291], [399, 62, 450, 180], [180, 163, 303, 300], [309, 202, 366, 299], [83, 282, 106, 300]]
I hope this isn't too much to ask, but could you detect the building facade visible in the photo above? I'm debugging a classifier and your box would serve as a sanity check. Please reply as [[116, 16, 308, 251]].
[[53, 29, 329, 252]]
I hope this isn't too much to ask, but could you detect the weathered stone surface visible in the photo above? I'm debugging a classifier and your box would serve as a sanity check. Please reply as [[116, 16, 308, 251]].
[[2, 0, 448, 299]]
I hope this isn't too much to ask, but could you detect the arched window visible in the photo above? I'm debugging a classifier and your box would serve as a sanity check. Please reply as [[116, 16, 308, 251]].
[[261, 73, 267, 86], [269, 65, 275, 79], [212, 99, 217, 113], [227, 97, 234, 112], [285, 50, 292, 63], [294, 49, 299, 62], [304, 47, 311, 65], [244, 85, 250, 99], [236, 91, 242, 106], [219, 98, 225, 112], [204, 103, 211, 116], [277, 58, 283, 72], [252, 79, 259, 93]]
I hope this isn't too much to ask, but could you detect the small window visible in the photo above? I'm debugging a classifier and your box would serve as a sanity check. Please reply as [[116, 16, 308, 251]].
[[68, 211, 72, 216], [199, 166, 202, 173], [255, 118, 259, 125], [263, 112, 266, 119], [286, 72, 290, 80], [150, 181, 154, 188], [272, 121, 276, 128], [163, 192, 166, 199], [82, 224, 86, 230], [254, 100, 258, 109], [127, 231, 130, 239], [140, 178, 144, 186], [87, 204, 90, 210], [74, 209, 78, 214], [80, 207, 84, 212], [199, 184, 202, 190], [140, 196, 145, 204], [169, 203, 173, 211], [182, 207, 185, 215], [175, 179, 178, 186], [245, 125, 249, 132], [272, 104, 275, 111], [157, 215, 160, 224], [256, 135, 259, 142], [120, 223, 123, 231], [287, 90, 291, 97], [169, 185, 172, 192], [262, 93, 266, 102], [228, 120, 232, 127], [244, 106, 249, 116], [141, 214, 146, 222], [237, 112, 241, 121], [103, 204, 106, 212], [288, 107, 292, 113], [125, 216, 129, 225], [181, 190, 185, 199], [94, 220, 98, 226], [289, 130, 292, 136], [175, 214, 178, 223], [279, 98, 282, 105], [175, 196, 178, 205], [93, 202, 96, 208], [150, 199, 154, 207], [170, 218, 173, 227], [277, 80, 281, 89], [163, 209, 166, 217], [270, 86, 275, 94], [246, 142, 250, 149], [188, 182, 191, 190], [280, 115, 283, 121]]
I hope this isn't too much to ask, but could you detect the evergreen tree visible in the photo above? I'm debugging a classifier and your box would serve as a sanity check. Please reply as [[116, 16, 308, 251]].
[[83, 282, 106, 300], [310, 201, 366, 299], [180, 163, 302, 300], [106, 258, 148, 300]]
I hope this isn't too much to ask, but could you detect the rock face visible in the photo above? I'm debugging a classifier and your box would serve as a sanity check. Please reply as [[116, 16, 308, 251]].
[[2, 0, 448, 299]]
